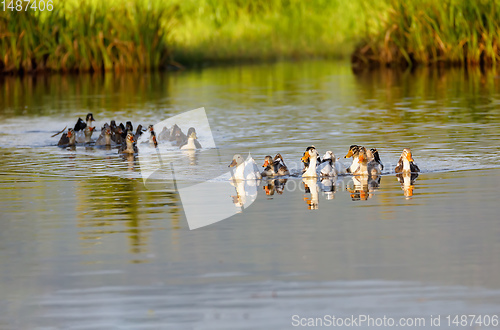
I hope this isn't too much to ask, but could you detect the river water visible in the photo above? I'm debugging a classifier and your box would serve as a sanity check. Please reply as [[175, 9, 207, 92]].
[[1, 61, 500, 329]]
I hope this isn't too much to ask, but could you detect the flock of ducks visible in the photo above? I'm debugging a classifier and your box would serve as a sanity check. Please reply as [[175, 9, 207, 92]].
[[53, 113, 421, 203], [54, 113, 203, 153], [228, 146, 421, 205], [228, 145, 419, 180]]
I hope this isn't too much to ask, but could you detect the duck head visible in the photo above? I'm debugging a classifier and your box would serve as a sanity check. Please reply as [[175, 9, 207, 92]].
[[358, 148, 368, 165], [228, 154, 244, 167], [322, 151, 335, 162], [344, 145, 360, 158], [86, 113, 95, 123], [301, 146, 317, 162], [262, 155, 273, 167], [369, 148, 381, 162], [126, 132, 135, 144], [187, 127, 198, 139], [67, 128, 76, 144], [402, 148, 414, 162]]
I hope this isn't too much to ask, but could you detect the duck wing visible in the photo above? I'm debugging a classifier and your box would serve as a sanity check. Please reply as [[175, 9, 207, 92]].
[[58, 133, 69, 146], [410, 162, 420, 173], [74, 118, 87, 131], [194, 139, 202, 149], [395, 156, 404, 173]]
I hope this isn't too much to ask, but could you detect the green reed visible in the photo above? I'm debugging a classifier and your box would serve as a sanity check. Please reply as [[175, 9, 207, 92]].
[[2, 0, 499, 73], [353, 0, 500, 67], [0, 0, 173, 73]]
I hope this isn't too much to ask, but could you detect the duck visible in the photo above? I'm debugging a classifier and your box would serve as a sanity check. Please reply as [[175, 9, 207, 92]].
[[57, 128, 76, 147], [74, 113, 96, 143], [95, 124, 115, 146], [365, 148, 382, 176], [83, 125, 95, 143], [157, 126, 170, 142], [74, 113, 95, 133], [180, 127, 202, 150], [352, 147, 369, 176], [301, 146, 319, 178], [262, 154, 290, 177], [351, 147, 382, 176], [368, 148, 384, 172], [301, 145, 320, 173], [395, 148, 420, 173], [134, 125, 144, 142], [261, 155, 275, 177], [319, 151, 337, 177], [119, 132, 138, 154], [113, 124, 125, 145], [344, 145, 361, 173], [147, 125, 158, 148], [169, 124, 187, 146], [125, 121, 134, 134], [228, 154, 262, 181]]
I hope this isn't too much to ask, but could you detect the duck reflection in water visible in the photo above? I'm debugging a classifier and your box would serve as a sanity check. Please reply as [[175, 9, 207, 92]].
[[121, 153, 136, 171], [182, 149, 198, 165], [319, 176, 337, 200], [228, 154, 260, 211], [348, 174, 381, 201], [396, 172, 419, 198], [263, 178, 288, 197], [303, 178, 319, 210]]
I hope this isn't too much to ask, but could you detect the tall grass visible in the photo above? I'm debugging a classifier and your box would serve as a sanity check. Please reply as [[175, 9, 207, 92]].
[[2, 0, 500, 73], [0, 0, 174, 73], [168, 0, 387, 64], [353, 0, 500, 68]]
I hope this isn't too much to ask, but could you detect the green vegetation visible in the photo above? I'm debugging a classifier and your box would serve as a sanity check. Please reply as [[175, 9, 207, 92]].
[[353, 0, 500, 68], [2, 0, 500, 74], [0, 0, 173, 73], [167, 0, 386, 64]]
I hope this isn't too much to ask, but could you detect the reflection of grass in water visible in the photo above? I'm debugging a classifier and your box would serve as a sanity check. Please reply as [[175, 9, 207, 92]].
[[352, 66, 500, 125], [75, 175, 181, 259]]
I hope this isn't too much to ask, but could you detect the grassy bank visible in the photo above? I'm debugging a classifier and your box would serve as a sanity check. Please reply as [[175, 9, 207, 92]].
[[1, 0, 389, 74], [2, 0, 500, 74], [0, 0, 172, 73], [353, 0, 500, 68]]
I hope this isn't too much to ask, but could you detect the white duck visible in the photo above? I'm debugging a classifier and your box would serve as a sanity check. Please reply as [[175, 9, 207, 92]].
[[228, 154, 262, 181], [301, 146, 319, 178], [319, 151, 338, 177]]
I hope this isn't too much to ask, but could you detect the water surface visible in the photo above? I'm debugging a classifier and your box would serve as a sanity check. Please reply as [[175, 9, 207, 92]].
[[1, 61, 500, 329]]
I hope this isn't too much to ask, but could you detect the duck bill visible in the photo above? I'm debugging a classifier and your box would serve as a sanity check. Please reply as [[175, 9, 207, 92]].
[[359, 154, 365, 162], [228, 159, 237, 167], [67, 131, 73, 138], [406, 153, 414, 162], [344, 150, 354, 158], [262, 160, 269, 167], [301, 154, 309, 162]]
